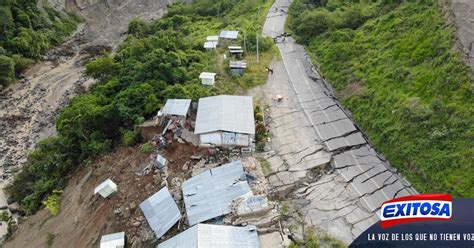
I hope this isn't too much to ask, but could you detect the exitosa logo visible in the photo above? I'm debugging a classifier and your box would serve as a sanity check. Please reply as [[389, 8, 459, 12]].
[[380, 194, 452, 228]]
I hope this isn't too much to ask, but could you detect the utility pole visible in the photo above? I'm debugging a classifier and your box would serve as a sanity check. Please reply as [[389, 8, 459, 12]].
[[244, 33, 247, 54], [256, 31, 259, 64]]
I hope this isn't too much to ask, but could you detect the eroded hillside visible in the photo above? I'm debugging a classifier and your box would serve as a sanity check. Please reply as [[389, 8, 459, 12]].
[[0, 0, 172, 241]]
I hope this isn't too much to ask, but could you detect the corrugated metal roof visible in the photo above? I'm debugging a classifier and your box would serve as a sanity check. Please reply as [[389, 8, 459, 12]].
[[199, 72, 216, 79], [219, 30, 239, 39], [100, 232, 125, 248], [182, 160, 253, 225], [194, 95, 255, 135], [206, 35, 219, 41], [162, 99, 191, 117], [140, 187, 181, 239], [203, 41, 217, 49], [158, 224, 259, 248], [229, 61, 247, 69]]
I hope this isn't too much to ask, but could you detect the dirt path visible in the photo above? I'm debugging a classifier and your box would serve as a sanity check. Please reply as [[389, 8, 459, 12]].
[[0, 0, 172, 240]]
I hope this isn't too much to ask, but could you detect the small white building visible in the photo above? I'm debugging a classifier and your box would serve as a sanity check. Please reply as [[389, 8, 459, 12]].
[[203, 35, 219, 50], [199, 72, 216, 86], [94, 179, 118, 198], [228, 46, 243, 57], [229, 61, 247, 76], [219, 30, 239, 40], [100, 232, 125, 248], [194, 95, 255, 147]]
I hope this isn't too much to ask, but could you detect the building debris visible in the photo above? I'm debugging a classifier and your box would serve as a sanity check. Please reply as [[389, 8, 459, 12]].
[[100, 232, 125, 248], [182, 160, 253, 225], [233, 195, 272, 217], [158, 224, 259, 248], [154, 154, 168, 169], [94, 179, 118, 198], [139, 187, 181, 239]]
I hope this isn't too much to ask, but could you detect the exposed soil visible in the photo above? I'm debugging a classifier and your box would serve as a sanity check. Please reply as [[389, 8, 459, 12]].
[[0, 0, 172, 239], [3, 141, 209, 248]]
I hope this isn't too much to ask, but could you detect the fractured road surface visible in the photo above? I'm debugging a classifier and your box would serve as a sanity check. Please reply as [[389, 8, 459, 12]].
[[257, 0, 418, 243]]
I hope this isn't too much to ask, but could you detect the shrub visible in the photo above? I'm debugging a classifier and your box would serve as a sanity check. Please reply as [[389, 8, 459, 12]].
[[42, 190, 62, 216], [140, 142, 154, 153], [122, 128, 141, 146]]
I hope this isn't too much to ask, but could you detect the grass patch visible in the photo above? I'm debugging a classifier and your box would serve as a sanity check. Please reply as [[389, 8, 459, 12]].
[[289, 0, 474, 196], [257, 156, 272, 175]]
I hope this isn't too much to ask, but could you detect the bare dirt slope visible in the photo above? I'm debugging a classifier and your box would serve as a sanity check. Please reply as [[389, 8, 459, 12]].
[[446, 0, 474, 70], [0, 0, 172, 228], [4, 143, 212, 248], [4, 147, 155, 248]]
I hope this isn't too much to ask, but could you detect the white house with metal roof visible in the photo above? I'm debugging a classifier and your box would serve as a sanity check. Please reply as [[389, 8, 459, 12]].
[[195, 95, 255, 147], [182, 160, 253, 225], [199, 72, 216, 86], [100, 232, 125, 248], [139, 187, 181, 239], [158, 224, 259, 248]]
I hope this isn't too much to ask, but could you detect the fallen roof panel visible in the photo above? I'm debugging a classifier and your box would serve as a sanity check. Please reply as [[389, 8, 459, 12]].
[[182, 160, 253, 225], [158, 224, 259, 248], [140, 187, 181, 239]]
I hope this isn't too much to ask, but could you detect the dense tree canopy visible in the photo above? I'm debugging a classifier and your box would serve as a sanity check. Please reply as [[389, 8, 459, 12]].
[[8, 0, 273, 214], [0, 0, 80, 89]]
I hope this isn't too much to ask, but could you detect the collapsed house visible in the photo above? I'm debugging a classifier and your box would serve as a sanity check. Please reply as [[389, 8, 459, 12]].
[[199, 72, 217, 86], [94, 179, 118, 198], [219, 30, 239, 40], [100, 232, 125, 248], [158, 224, 259, 248], [203, 35, 219, 50], [194, 95, 255, 147], [229, 61, 247, 76], [140, 187, 181, 239], [182, 160, 253, 225]]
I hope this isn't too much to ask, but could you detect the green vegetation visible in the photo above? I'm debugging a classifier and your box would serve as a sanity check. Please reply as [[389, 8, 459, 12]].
[[8, 0, 274, 214], [42, 189, 62, 216], [1, 211, 9, 222], [288, 0, 474, 196], [0, 0, 80, 89], [254, 105, 268, 152], [46, 232, 55, 247], [140, 141, 154, 154]]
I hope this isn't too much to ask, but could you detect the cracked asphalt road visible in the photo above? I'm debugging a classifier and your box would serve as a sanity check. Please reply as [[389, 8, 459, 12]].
[[254, 0, 418, 243]]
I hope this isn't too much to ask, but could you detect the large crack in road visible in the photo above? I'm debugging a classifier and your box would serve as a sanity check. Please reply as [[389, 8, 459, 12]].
[[252, 0, 418, 244]]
